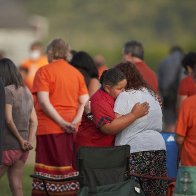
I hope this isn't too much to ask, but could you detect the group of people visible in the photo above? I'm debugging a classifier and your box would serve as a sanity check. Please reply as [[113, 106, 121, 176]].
[[0, 38, 195, 196]]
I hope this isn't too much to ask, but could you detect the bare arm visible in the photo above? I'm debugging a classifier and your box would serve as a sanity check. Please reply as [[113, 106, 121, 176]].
[[175, 134, 185, 163], [5, 104, 32, 151], [28, 107, 38, 143], [101, 102, 149, 135], [37, 92, 75, 133], [72, 94, 89, 125], [88, 78, 101, 97], [175, 134, 185, 153]]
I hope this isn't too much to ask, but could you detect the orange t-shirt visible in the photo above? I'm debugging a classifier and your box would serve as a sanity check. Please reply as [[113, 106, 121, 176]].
[[178, 75, 196, 97], [175, 95, 196, 166], [134, 61, 158, 93], [20, 56, 48, 91], [32, 59, 88, 135]]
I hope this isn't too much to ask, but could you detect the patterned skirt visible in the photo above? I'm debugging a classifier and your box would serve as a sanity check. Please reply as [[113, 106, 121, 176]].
[[129, 150, 167, 196], [32, 133, 79, 196]]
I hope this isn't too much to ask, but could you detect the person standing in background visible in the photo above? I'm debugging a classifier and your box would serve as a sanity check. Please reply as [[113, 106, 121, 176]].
[[19, 41, 48, 91], [178, 52, 196, 107], [158, 46, 184, 132], [94, 54, 108, 79], [176, 52, 196, 166], [32, 38, 89, 196], [122, 40, 158, 93], [71, 51, 101, 97], [0, 58, 37, 196]]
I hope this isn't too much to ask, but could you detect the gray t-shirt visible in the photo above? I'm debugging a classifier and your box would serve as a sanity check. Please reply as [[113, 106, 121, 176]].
[[114, 88, 166, 153], [2, 85, 33, 150]]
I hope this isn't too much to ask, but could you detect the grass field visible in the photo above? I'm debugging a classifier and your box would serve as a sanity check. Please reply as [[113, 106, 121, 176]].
[[0, 164, 34, 195]]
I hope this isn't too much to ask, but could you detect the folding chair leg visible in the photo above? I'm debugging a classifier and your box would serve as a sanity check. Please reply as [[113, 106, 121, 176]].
[[42, 179, 50, 196]]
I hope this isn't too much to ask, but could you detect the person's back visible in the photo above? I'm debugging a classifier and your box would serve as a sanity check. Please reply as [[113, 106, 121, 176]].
[[3, 85, 33, 150], [114, 88, 165, 153], [134, 61, 158, 92], [178, 75, 196, 97], [0, 58, 37, 196], [33, 59, 87, 135], [20, 41, 48, 91], [32, 39, 88, 196], [158, 50, 183, 96], [176, 95, 196, 166], [122, 40, 158, 92], [158, 47, 184, 131], [115, 62, 167, 196]]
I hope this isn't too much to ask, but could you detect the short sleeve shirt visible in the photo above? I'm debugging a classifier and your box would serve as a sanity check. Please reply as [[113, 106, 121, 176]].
[[175, 95, 196, 166], [75, 89, 115, 149], [114, 88, 165, 153], [135, 61, 158, 93], [3, 85, 33, 150], [178, 75, 196, 97], [32, 59, 88, 135], [5, 85, 33, 131], [20, 56, 48, 91]]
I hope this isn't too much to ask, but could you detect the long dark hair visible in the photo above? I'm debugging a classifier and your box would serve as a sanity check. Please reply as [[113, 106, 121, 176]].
[[71, 51, 99, 79], [116, 62, 156, 97], [0, 58, 24, 88], [0, 80, 5, 164], [182, 52, 196, 81]]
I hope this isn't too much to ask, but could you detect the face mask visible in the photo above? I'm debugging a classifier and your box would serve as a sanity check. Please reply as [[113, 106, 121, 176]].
[[29, 50, 41, 60]]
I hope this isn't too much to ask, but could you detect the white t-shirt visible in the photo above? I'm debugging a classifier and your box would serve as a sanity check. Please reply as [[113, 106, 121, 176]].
[[114, 88, 166, 153]]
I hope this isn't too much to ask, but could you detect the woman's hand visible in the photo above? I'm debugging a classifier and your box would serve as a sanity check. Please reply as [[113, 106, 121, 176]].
[[131, 102, 149, 119], [19, 138, 33, 151]]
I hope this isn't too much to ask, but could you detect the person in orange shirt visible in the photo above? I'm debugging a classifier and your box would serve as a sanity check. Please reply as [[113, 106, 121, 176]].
[[94, 54, 108, 79], [31, 38, 89, 195], [176, 52, 196, 166], [19, 41, 48, 91], [122, 40, 158, 93]]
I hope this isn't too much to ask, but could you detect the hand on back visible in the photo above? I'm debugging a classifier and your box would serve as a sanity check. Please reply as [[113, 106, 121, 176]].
[[131, 102, 149, 119], [20, 139, 33, 151]]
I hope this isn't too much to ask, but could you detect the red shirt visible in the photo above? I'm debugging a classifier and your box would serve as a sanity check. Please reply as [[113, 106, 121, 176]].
[[178, 75, 196, 97], [135, 61, 158, 93], [75, 89, 115, 150]]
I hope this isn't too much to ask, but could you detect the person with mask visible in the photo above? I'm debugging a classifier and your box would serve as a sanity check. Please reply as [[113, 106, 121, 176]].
[[19, 41, 48, 91]]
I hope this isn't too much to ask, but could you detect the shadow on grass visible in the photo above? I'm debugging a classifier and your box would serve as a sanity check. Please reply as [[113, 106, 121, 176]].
[[0, 164, 34, 195]]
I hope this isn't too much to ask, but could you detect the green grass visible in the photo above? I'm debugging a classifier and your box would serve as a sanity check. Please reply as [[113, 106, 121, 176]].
[[0, 164, 34, 195]]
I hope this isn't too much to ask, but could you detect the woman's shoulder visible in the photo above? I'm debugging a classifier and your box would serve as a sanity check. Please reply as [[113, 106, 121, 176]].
[[4, 84, 16, 93]]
